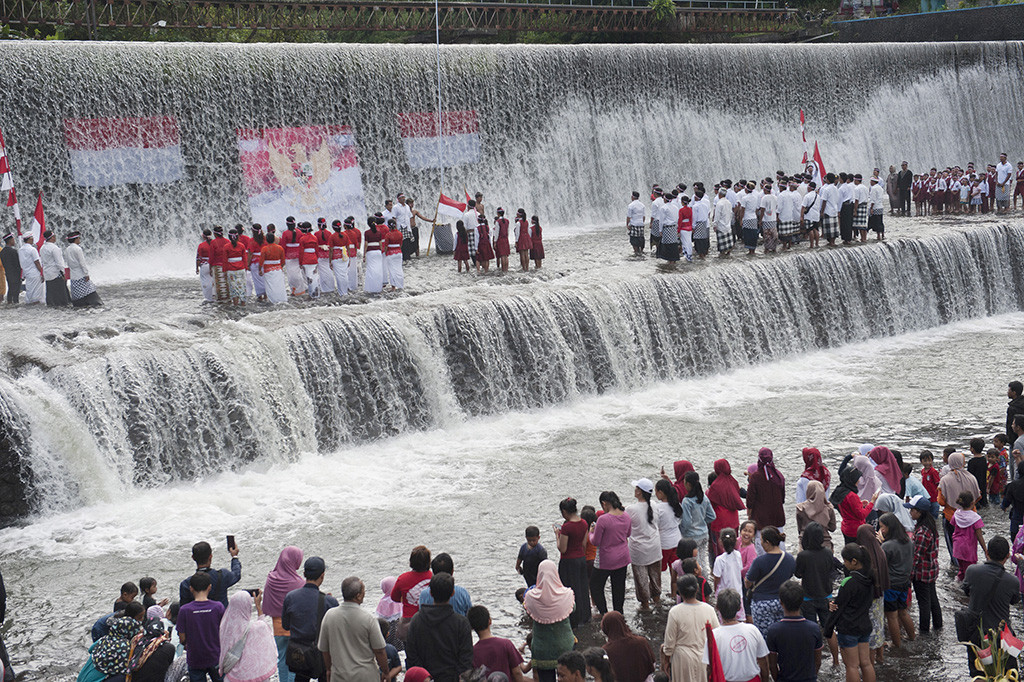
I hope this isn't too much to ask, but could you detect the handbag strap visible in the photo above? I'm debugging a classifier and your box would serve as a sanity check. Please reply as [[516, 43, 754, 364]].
[[752, 553, 787, 592], [313, 591, 327, 641], [221, 618, 251, 676]]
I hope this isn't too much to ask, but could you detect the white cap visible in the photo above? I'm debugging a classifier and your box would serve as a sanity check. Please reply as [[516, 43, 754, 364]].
[[631, 478, 655, 494]]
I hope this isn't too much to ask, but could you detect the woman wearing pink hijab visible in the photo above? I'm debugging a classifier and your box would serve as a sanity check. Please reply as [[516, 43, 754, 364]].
[[219, 590, 277, 682], [869, 446, 902, 496], [523, 559, 576, 682], [376, 577, 403, 648], [263, 546, 304, 682]]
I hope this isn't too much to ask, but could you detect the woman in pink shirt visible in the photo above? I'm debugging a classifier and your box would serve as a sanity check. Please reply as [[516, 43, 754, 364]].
[[589, 491, 632, 615]]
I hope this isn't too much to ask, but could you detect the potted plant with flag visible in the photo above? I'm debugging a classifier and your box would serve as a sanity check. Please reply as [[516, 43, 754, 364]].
[[961, 622, 1024, 681]]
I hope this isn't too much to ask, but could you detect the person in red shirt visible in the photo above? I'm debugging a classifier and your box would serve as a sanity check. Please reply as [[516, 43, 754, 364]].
[[363, 215, 386, 294], [329, 219, 350, 295], [678, 199, 694, 264], [209, 226, 231, 303], [344, 216, 360, 292], [315, 217, 335, 295], [919, 451, 941, 502], [259, 233, 287, 305], [281, 216, 305, 296], [195, 229, 213, 303], [298, 222, 320, 299], [474, 216, 494, 274], [248, 224, 267, 302], [514, 209, 531, 272], [529, 216, 544, 270], [493, 208, 510, 273], [384, 219, 404, 291], [391, 545, 433, 639], [223, 229, 248, 306]]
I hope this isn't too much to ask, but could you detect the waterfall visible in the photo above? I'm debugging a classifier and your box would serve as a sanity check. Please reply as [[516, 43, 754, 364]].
[[0, 41, 1024, 255], [2, 223, 1022, 521]]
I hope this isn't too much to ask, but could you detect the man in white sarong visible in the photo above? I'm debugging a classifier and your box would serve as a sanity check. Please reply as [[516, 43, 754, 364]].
[[18, 234, 44, 305], [330, 219, 349, 295], [315, 217, 335, 295], [260, 233, 288, 304]]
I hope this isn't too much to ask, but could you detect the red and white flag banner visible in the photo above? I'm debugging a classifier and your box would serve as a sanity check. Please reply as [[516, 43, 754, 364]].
[[7, 186, 21, 233], [28, 193, 44, 249], [799, 109, 809, 165], [64, 116, 185, 187], [0, 129, 13, 192], [436, 192, 467, 221], [396, 111, 481, 170], [808, 141, 826, 188], [235, 125, 366, 225]]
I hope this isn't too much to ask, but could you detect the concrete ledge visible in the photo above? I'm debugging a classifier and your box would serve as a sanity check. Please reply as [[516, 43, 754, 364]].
[[834, 3, 1024, 41]]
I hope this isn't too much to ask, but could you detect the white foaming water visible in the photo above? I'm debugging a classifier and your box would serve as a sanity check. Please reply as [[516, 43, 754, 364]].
[[3, 309, 1020, 562]]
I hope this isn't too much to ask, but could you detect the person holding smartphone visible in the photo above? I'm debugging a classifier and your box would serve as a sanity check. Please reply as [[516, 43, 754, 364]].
[[179, 538, 242, 608]]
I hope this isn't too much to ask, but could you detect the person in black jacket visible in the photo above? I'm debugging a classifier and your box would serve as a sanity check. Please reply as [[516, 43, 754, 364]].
[[827, 543, 875, 682], [896, 162, 913, 215], [963, 536, 1021, 673], [405, 573, 473, 682], [1006, 382, 1024, 447], [967, 438, 990, 508]]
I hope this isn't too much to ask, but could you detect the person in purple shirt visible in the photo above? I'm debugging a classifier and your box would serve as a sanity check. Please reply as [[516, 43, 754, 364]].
[[177, 572, 226, 682], [588, 491, 632, 615]]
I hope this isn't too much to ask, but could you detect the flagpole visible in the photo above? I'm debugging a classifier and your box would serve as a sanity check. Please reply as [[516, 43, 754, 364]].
[[434, 0, 444, 208]]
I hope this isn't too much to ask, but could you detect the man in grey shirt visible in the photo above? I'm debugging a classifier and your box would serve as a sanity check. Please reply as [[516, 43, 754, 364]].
[[318, 577, 387, 682]]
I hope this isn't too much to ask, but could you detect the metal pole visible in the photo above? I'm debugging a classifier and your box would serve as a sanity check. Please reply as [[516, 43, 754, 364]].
[[435, 0, 444, 200]]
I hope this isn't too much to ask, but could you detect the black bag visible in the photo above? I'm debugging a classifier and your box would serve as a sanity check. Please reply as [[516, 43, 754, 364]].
[[286, 592, 327, 676]]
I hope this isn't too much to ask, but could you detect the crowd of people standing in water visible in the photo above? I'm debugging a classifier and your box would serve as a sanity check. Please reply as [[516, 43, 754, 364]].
[[195, 193, 547, 306], [626, 154, 1022, 264], [57, 382, 1024, 682]]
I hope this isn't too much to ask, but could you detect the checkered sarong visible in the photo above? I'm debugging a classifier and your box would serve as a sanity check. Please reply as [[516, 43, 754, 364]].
[[693, 220, 709, 240], [650, 218, 662, 238], [69, 277, 97, 301], [821, 214, 839, 239], [854, 204, 868, 231], [628, 223, 645, 239], [716, 229, 735, 252], [997, 184, 1012, 202], [778, 220, 800, 237]]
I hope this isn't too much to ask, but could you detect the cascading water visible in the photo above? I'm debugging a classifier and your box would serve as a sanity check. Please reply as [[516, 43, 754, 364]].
[[0, 42, 1024, 255], [2, 223, 1022, 521]]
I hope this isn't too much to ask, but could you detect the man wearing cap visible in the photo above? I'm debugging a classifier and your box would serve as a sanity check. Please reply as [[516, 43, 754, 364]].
[[1, 233, 20, 304], [65, 231, 102, 307], [283, 557, 340, 682], [777, 178, 800, 249], [395, 193, 415, 262], [691, 188, 711, 259], [996, 153, 1014, 214], [345, 217, 361, 292], [39, 230, 70, 307], [627, 477, 664, 609], [799, 182, 821, 249], [318, 576, 388, 682], [852, 174, 869, 243], [626, 191, 646, 256], [903, 495, 942, 633], [897, 161, 913, 215], [868, 176, 886, 241]]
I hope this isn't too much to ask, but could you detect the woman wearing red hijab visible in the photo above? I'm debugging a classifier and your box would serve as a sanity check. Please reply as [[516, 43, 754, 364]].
[[746, 448, 786, 553], [869, 446, 903, 497], [796, 447, 831, 503], [662, 460, 695, 501], [706, 459, 745, 558]]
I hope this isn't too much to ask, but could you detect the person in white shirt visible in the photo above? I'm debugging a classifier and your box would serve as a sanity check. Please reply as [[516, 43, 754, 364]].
[[650, 188, 665, 253], [713, 589, 769, 682], [868, 177, 887, 241], [800, 182, 821, 249], [758, 181, 779, 253], [658, 191, 681, 266], [39, 230, 71, 307], [64, 231, 102, 307], [797, 175, 809, 198], [18, 233, 44, 305], [713, 188, 735, 257], [778, 178, 802, 250], [738, 182, 761, 256], [852, 174, 870, 243], [462, 200, 478, 263], [818, 174, 840, 246], [626, 191, 646, 256], [691, 189, 712, 259], [996, 152, 1014, 213], [394, 193, 414, 260], [838, 173, 855, 244]]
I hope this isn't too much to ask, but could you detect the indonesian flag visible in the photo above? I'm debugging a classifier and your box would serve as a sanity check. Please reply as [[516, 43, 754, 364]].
[[809, 141, 826, 187], [436, 192, 467, 221], [978, 646, 994, 666], [396, 111, 481, 170], [0, 129, 12, 192], [64, 116, 185, 187], [6, 186, 19, 234], [799, 109, 809, 165], [1002, 624, 1023, 658], [28, 193, 44, 250]]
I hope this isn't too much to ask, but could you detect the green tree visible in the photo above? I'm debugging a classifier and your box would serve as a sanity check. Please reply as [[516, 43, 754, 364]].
[[649, 0, 677, 23]]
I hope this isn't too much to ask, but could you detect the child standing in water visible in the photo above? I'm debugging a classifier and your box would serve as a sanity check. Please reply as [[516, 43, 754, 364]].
[[952, 491, 987, 581], [712, 528, 745, 620], [453, 220, 470, 273]]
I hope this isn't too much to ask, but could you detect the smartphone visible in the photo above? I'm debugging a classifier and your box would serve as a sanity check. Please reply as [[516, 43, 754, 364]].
[[226, 535, 236, 551], [246, 588, 261, 597]]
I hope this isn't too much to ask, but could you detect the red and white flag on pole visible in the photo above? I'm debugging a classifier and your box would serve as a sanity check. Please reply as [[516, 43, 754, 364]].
[[436, 192, 467, 221], [28, 193, 44, 250], [799, 109, 810, 165], [0, 130, 13, 192], [1002, 624, 1023, 658], [809, 141, 827, 187], [7, 187, 21, 234]]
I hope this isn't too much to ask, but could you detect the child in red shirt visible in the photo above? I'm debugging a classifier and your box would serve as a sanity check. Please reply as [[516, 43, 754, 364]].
[[920, 450, 941, 502], [988, 448, 1007, 505]]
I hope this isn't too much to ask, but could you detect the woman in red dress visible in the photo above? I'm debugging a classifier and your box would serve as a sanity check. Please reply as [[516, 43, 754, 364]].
[[453, 220, 470, 273], [493, 207, 511, 273], [529, 215, 544, 269], [475, 216, 495, 274], [514, 208, 532, 272]]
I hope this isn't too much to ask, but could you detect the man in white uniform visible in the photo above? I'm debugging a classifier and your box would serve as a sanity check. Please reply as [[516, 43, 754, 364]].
[[868, 176, 887, 241], [65, 230, 102, 307], [18, 234, 44, 305], [852, 174, 870, 242], [800, 181, 822, 249], [996, 152, 1014, 213], [758, 181, 779, 253], [738, 182, 760, 256], [650, 188, 665, 253], [691, 189, 711, 259], [713, 188, 735, 257], [625, 191, 646, 256], [818, 174, 840, 245], [394, 193, 415, 260], [39, 230, 70, 307]]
